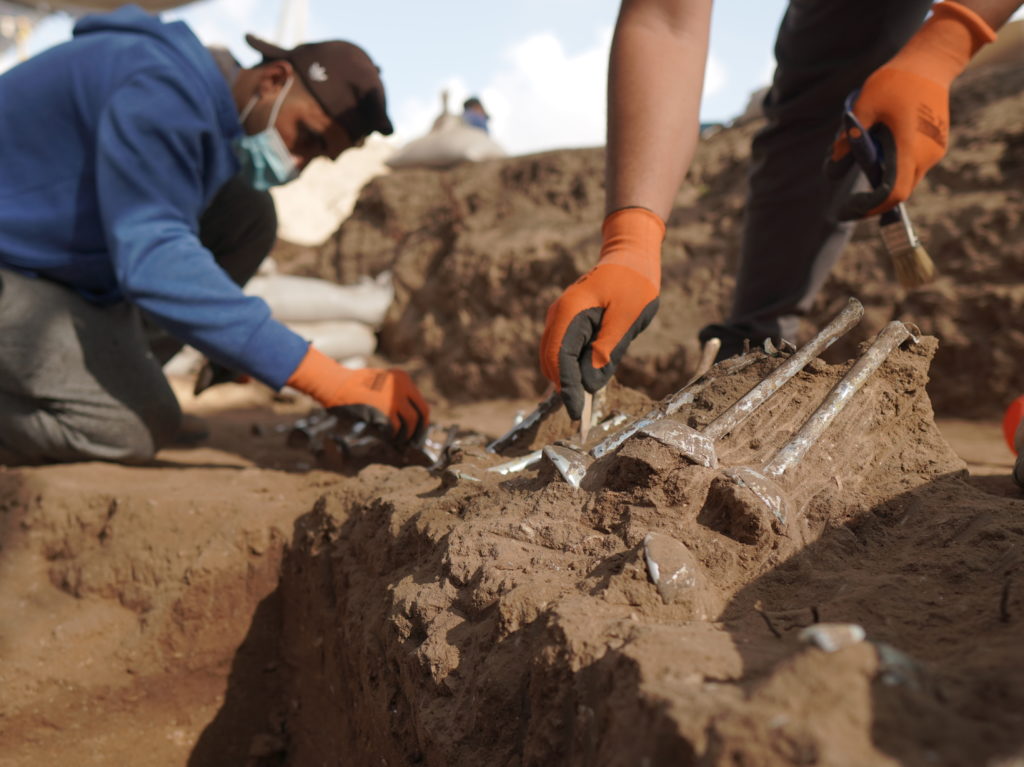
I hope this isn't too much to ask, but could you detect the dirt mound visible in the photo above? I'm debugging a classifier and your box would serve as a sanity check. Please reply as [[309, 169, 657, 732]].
[[281, 63, 1024, 417], [271, 335, 1024, 764]]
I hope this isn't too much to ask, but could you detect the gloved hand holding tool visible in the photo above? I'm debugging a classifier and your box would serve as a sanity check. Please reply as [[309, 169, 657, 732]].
[[539, 206, 664, 419], [286, 346, 430, 445], [837, 90, 936, 288], [828, 1, 996, 218], [827, 1, 996, 286]]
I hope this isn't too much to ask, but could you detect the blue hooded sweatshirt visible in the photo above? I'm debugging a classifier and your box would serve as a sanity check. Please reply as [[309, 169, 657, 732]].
[[0, 6, 309, 390]]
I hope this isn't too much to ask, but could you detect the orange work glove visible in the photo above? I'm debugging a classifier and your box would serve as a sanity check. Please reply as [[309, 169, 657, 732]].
[[286, 346, 430, 444], [828, 1, 996, 219], [539, 206, 663, 419]]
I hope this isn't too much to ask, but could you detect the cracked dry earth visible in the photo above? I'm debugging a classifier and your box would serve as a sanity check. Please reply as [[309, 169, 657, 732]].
[[4, 335, 1013, 765]]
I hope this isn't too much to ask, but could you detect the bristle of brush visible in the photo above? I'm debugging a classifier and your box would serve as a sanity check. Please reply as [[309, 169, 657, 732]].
[[892, 244, 936, 289]]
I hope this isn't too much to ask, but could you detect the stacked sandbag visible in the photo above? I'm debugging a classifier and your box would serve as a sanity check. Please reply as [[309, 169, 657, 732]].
[[163, 268, 393, 379], [387, 95, 506, 170], [243, 269, 394, 363]]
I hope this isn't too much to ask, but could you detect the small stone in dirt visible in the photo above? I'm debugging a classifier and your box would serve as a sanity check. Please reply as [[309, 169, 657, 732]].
[[874, 641, 928, 691], [642, 532, 711, 616], [798, 622, 866, 652]]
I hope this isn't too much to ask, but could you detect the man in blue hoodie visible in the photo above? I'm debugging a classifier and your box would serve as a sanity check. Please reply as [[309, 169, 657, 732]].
[[0, 5, 429, 464]]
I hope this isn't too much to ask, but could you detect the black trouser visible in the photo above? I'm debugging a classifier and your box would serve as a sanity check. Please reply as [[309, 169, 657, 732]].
[[0, 175, 276, 464], [699, 0, 933, 357]]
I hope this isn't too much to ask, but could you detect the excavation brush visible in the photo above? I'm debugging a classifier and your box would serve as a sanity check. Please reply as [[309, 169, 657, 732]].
[[843, 91, 935, 289]]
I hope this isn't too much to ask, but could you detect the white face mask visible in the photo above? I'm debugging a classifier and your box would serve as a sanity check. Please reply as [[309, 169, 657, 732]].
[[233, 76, 299, 190]]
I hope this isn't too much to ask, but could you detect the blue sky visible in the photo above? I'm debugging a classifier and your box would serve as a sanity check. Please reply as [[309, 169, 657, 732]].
[[3, 0, 791, 154]]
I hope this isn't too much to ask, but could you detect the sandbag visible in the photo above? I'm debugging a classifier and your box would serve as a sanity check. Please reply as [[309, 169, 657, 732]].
[[244, 272, 393, 328], [270, 139, 394, 247], [163, 318, 376, 380], [163, 344, 203, 378], [286, 319, 376, 362], [387, 120, 506, 169]]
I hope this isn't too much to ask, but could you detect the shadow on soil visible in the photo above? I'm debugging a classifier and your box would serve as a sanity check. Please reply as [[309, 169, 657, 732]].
[[188, 488, 704, 765], [188, 589, 288, 767], [717, 469, 1024, 765]]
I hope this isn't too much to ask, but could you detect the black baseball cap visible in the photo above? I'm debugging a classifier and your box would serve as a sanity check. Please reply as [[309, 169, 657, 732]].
[[245, 34, 394, 140]]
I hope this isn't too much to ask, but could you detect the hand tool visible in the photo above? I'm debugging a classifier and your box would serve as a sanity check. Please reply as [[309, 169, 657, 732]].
[[486, 389, 561, 454], [579, 391, 593, 443], [843, 91, 935, 289]]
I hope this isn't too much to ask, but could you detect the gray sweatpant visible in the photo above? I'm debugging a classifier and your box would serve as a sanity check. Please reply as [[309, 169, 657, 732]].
[[699, 0, 934, 356], [0, 175, 276, 464]]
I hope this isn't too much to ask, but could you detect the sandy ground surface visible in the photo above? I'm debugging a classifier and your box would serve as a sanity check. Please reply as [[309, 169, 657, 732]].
[[0, 381, 551, 767]]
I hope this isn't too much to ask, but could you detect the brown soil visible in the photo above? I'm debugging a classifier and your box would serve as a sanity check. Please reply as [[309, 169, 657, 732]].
[[2, 62, 1024, 767]]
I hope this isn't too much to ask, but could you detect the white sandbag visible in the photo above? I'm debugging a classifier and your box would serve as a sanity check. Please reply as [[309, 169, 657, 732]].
[[244, 271, 394, 328], [163, 345, 204, 378], [257, 256, 279, 276], [387, 121, 506, 169], [163, 334, 372, 381], [270, 138, 394, 247], [286, 319, 377, 362]]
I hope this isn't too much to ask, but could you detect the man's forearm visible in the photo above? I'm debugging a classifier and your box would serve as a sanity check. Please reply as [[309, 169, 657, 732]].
[[606, 0, 713, 220]]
